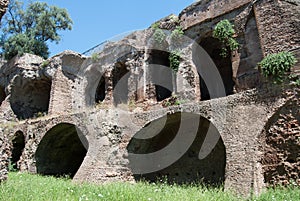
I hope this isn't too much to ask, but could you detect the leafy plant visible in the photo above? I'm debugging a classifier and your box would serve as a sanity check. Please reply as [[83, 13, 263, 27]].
[[91, 53, 100, 62], [213, 19, 239, 57], [152, 28, 167, 47], [170, 26, 184, 41], [41, 60, 50, 68], [0, 0, 73, 59], [151, 22, 160, 29], [259, 51, 297, 83], [162, 94, 184, 107], [169, 50, 181, 73]]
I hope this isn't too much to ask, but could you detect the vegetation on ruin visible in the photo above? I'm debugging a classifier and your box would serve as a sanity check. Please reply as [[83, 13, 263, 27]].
[[152, 27, 167, 47], [0, 0, 73, 60], [169, 50, 181, 73], [1, 172, 300, 201], [213, 19, 239, 57], [259, 51, 297, 83], [170, 25, 184, 42]]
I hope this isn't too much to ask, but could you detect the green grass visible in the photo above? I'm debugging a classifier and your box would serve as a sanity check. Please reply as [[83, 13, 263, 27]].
[[0, 172, 299, 201]]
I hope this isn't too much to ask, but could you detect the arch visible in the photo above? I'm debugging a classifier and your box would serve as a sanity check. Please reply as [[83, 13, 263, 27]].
[[127, 112, 226, 185], [113, 61, 130, 105], [0, 85, 6, 106], [11, 131, 25, 170], [10, 77, 52, 119], [35, 123, 88, 178], [197, 37, 234, 100], [148, 50, 173, 102]]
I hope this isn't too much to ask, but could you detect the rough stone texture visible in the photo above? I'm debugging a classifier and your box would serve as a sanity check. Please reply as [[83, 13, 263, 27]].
[[261, 89, 300, 186], [0, 0, 299, 197], [0, 0, 10, 183], [254, 0, 300, 55], [0, 0, 8, 21]]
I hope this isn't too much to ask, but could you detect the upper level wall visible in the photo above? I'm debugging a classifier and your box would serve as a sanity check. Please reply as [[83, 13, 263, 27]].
[[253, 0, 300, 55], [179, 0, 252, 30]]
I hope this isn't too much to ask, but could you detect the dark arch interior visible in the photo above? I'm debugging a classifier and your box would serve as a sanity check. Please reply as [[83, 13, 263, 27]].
[[113, 62, 130, 105], [148, 50, 173, 102], [95, 76, 106, 103], [10, 77, 52, 119], [127, 112, 226, 186], [198, 37, 234, 100], [35, 123, 88, 178], [11, 131, 25, 170], [0, 86, 6, 106]]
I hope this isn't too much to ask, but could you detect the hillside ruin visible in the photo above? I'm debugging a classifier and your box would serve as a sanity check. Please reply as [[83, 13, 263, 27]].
[[0, 0, 299, 197]]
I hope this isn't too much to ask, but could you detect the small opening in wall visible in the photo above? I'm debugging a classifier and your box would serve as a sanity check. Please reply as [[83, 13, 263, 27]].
[[11, 131, 25, 170], [95, 76, 106, 103], [0, 86, 6, 106]]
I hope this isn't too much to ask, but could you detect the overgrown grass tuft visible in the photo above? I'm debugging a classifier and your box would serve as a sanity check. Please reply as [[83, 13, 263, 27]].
[[0, 172, 299, 201]]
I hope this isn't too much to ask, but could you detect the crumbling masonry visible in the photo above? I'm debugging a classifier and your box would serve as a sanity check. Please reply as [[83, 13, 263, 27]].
[[0, 0, 299, 197]]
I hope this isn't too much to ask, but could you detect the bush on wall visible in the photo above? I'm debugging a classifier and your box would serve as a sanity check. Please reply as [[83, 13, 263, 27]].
[[259, 51, 297, 83]]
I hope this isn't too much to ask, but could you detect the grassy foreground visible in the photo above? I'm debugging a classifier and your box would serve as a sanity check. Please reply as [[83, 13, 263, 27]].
[[0, 172, 299, 201]]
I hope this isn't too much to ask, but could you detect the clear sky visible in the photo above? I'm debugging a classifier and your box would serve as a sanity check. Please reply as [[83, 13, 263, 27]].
[[22, 0, 195, 56]]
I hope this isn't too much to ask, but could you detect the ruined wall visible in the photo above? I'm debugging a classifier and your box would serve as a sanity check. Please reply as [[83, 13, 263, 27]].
[[0, 0, 10, 183], [262, 89, 300, 186], [0, 0, 299, 196], [0, 125, 11, 183], [254, 0, 300, 55]]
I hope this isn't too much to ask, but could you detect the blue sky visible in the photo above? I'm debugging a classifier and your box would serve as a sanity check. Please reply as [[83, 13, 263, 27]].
[[22, 0, 195, 56]]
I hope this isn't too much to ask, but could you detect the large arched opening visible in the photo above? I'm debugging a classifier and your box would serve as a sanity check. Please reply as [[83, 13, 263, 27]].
[[35, 123, 88, 178], [127, 112, 226, 185], [10, 77, 52, 119], [197, 37, 234, 100], [11, 131, 25, 170]]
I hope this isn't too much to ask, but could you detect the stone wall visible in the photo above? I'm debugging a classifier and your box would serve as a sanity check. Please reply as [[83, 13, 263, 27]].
[[261, 88, 300, 186], [0, 0, 299, 197], [254, 0, 300, 55], [0, 0, 9, 183]]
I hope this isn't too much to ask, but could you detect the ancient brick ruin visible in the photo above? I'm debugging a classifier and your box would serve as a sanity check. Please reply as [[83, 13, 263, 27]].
[[0, 0, 299, 197]]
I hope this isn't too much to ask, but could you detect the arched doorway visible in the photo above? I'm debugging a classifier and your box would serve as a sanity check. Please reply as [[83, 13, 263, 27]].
[[197, 37, 234, 100], [11, 131, 25, 170], [35, 123, 88, 178], [127, 112, 226, 185], [148, 50, 173, 102], [113, 61, 130, 105]]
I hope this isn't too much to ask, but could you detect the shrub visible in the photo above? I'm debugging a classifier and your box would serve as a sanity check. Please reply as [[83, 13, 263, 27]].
[[213, 19, 239, 57], [153, 28, 167, 46], [91, 52, 100, 62], [170, 26, 184, 41], [169, 50, 181, 73], [259, 51, 297, 83]]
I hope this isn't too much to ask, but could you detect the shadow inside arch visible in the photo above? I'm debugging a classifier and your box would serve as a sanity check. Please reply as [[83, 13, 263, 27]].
[[127, 112, 226, 186], [35, 123, 88, 178]]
